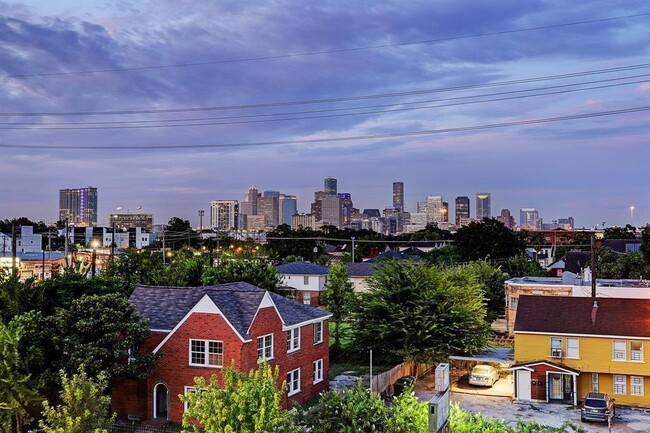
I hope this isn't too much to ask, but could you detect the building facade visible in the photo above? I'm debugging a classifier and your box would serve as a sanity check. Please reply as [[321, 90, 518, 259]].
[[277, 263, 329, 306], [324, 177, 337, 195], [475, 192, 491, 220], [59, 187, 98, 227], [321, 195, 342, 228], [392, 182, 404, 211], [210, 200, 240, 230], [291, 213, 318, 230], [279, 195, 297, 226], [500, 209, 513, 229], [520, 208, 541, 230], [455, 196, 470, 225], [110, 213, 154, 231]]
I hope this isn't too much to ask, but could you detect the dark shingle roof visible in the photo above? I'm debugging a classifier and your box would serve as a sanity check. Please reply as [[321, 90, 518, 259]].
[[367, 250, 421, 263], [514, 295, 650, 338], [276, 262, 328, 275], [601, 239, 642, 253], [346, 262, 376, 277], [563, 251, 591, 274], [130, 282, 330, 341]]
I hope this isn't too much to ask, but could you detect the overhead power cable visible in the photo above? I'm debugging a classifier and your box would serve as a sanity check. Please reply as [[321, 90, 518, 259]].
[[2, 63, 647, 117], [4, 12, 648, 79], [2, 77, 646, 130], [0, 105, 646, 150]]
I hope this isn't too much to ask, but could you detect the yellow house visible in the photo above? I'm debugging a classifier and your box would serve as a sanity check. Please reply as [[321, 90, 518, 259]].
[[512, 295, 650, 407]]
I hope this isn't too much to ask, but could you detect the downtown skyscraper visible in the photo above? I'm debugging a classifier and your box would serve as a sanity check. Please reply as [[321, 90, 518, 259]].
[[476, 192, 491, 220], [59, 187, 98, 227], [455, 196, 470, 225], [392, 182, 404, 211]]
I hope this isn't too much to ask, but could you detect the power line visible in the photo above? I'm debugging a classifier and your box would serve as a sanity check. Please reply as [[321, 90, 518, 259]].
[[4, 12, 648, 79], [2, 63, 647, 117], [0, 105, 646, 150], [2, 77, 646, 130]]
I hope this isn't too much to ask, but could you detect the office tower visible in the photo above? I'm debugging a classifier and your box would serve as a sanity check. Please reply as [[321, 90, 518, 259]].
[[324, 177, 337, 195], [441, 202, 449, 223], [241, 185, 259, 216], [291, 213, 318, 230], [476, 192, 491, 220], [59, 187, 98, 227], [520, 208, 541, 230], [259, 191, 280, 228], [455, 196, 470, 225], [311, 191, 328, 221], [425, 196, 444, 223], [210, 200, 239, 230], [392, 182, 404, 211], [362, 209, 381, 218], [321, 195, 342, 228], [557, 217, 575, 230], [279, 194, 297, 226], [500, 209, 513, 229], [383, 208, 402, 234], [110, 213, 154, 231], [338, 193, 353, 226]]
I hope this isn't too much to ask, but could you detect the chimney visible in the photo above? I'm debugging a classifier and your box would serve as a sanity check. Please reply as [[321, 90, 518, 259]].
[[591, 300, 599, 327]]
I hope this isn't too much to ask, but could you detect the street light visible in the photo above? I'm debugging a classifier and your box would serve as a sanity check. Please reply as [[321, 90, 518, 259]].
[[630, 206, 635, 227], [91, 239, 99, 278]]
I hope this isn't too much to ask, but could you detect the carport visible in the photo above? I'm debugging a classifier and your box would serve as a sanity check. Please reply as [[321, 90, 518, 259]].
[[449, 348, 514, 397]]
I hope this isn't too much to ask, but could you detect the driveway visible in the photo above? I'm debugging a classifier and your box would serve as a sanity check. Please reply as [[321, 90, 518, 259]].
[[451, 374, 512, 397]]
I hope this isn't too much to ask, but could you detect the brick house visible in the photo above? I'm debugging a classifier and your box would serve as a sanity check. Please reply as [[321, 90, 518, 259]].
[[276, 262, 329, 306], [112, 282, 331, 423]]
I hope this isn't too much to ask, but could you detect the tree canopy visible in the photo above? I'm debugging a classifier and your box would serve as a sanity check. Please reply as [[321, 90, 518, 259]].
[[321, 262, 356, 354], [201, 259, 281, 292], [454, 218, 527, 261]]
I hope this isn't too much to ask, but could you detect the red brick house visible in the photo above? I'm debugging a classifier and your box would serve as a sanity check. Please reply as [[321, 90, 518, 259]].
[[112, 282, 331, 423]]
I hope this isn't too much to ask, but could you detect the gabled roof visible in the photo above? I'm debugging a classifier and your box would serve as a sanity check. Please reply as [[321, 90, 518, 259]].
[[366, 250, 421, 263], [601, 239, 642, 253], [511, 360, 580, 374], [130, 282, 331, 342], [514, 295, 650, 338], [276, 262, 328, 275], [346, 262, 376, 277]]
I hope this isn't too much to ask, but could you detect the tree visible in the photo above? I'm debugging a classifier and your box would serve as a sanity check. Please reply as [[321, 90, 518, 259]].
[[180, 362, 299, 433], [597, 247, 646, 279], [352, 261, 491, 363], [425, 245, 462, 266], [0, 319, 41, 433], [39, 370, 114, 433], [454, 218, 526, 261], [640, 225, 650, 266], [501, 255, 546, 278], [456, 262, 506, 323], [321, 263, 356, 355], [603, 224, 637, 240], [201, 260, 281, 292]]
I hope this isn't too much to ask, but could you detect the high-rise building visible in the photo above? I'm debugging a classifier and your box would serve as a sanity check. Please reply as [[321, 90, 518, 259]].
[[291, 213, 318, 230], [338, 193, 353, 226], [476, 192, 491, 220], [392, 182, 404, 211], [311, 191, 328, 221], [455, 196, 470, 226], [279, 194, 297, 226], [500, 209, 513, 229], [363, 209, 381, 218], [442, 202, 449, 223], [557, 217, 575, 230], [241, 185, 259, 216], [259, 191, 280, 228], [321, 195, 342, 228], [520, 208, 541, 230], [110, 213, 154, 231], [324, 177, 337, 195], [383, 208, 402, 234], [425, 196, 444, 223], [210, 200, 239, 230], [59, 187, 98, 227]]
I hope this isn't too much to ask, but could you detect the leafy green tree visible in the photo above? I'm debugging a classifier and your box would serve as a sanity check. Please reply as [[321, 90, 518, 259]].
[[454, 218, 527, 261], [385, 388, 428, 433], [180, 362, 299, 433], [103, 249, 164, 288], [39, 370, 114, 433], [603, 224, 637, 240], [597, 247, 646, 279], [321, 263, 356, 355], [501, 255, 546, 278], [352, 261, 491, 363], [0, 319, 41, 433], [266, 224, 321, 261], [202, 260, 281, 292], [0, 276, 36, 323], [425, 245, 462, 266], [456, 262, 506, 323], [641, 225, 650, 266], [158, 249, 209, 287]]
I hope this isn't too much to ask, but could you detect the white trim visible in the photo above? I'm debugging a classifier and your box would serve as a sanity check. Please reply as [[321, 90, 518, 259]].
[[153, 294, 249, 354], [313, 359, 324, 384], [514, 330, 650, 341], [183, 386, 194, 413], [282, 314, 332, 332], [512, 361, 579, 375], [153, 382, 168, 420], [286, 327, 301, 353], [287, 368, 301, 396], [150, 329, 173, 333], [313, 321, 324, 344], [188, 339, 224, 368], [257, 333, 274, 361], [246, 291, 284, 335], [510, 365, 535, 372]]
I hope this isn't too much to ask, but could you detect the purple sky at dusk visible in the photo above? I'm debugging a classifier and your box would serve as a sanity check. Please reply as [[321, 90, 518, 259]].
[[0, 0, 648, 228]]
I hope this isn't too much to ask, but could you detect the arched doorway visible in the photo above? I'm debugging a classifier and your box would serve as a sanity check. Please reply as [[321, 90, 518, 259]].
[[153, 383, 169, 419]]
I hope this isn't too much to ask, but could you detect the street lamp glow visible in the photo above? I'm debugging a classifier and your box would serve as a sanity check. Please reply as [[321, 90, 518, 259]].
[[630, 206, 635, 226]]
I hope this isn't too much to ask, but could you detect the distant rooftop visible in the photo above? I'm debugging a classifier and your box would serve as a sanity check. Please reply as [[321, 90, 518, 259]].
[[506, 274, 650, 288], [276, 262, 328, 275]]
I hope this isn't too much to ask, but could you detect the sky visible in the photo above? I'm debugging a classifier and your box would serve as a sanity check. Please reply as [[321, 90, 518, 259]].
[[0, 0, 648, 228]]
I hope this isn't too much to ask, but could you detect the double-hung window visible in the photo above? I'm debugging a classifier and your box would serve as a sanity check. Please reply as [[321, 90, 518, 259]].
[[631, 341, 643, 361], [591, 373, 599, 393], [287, 327, 301, 353], [314, 321, 323, 344], [613, 375, 627, 395], [613, 341, 626, 361], [550, 337, 562, 357], [631, 376, 644, 396], [287, 368, 301, 396], [303, 276, 309, 285], [189, 339, 223, 367], [566, 338, 579, 358], [257, 334, 274, 360], [184, 386, 195, 413], [313, 359, 323, 384]]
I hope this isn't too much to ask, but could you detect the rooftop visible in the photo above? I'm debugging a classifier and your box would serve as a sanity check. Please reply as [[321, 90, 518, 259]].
[[276, 262, 328, 275]]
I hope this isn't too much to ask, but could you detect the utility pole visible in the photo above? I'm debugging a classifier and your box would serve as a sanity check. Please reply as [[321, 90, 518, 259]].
[[11, 222, 17, 278], [591, 234, 597, 298], [162, 226, 166, 265], [351, 236, 356, 263], [198, 210, 205, 233], [110, 222, 116, 258], [64, 218, 69, 268]]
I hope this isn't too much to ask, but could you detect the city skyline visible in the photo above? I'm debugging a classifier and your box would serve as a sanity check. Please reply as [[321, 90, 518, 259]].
[[0, 1, 648, 228]]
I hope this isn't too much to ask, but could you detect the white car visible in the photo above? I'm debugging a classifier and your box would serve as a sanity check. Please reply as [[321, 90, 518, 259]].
[[469, 365, 499, 387]]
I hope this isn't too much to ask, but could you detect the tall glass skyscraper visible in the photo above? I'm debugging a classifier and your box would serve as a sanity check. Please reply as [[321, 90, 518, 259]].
[[476, 192, 491, 220], [279, 195, 297, 226], [392, 182, 404, 211], [455, 196, 470, 225], [59, 187, 98, 227], [324, 177, 337, 195]]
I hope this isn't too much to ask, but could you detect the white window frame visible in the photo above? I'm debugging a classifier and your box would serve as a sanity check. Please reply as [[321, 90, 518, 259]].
[[287, 368, 301, 396], [550, 337, 562, 358], [184, 386, 195, 413], [566, 338, 579, 359], [631, 376, 644, 396], [613, 340, 626, 361], [613, 374, 627, 395], [314, 321, 323, 344], [257, 334, 274, 361], [313, 359, 323, 384], [509, 296, 518, 310], [591, 373, 599, 393], [303, 291, 311, 305], [303, 275, 309, 285], [189, 339, 224, 368], [286, 327, 301, 353], [630, 341, 644, 362]]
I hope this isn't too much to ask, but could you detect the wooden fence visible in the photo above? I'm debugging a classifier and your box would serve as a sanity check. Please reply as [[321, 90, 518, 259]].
[[370, 361, 434, 396]]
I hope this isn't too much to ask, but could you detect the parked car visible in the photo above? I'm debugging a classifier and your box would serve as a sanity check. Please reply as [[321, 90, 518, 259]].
[[468, 365, 499, 387], [393, 375, 416, 397], [581, 392, 615, 423]]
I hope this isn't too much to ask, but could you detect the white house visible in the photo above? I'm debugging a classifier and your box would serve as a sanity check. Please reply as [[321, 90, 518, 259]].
[[276, 262, 328, 306]]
